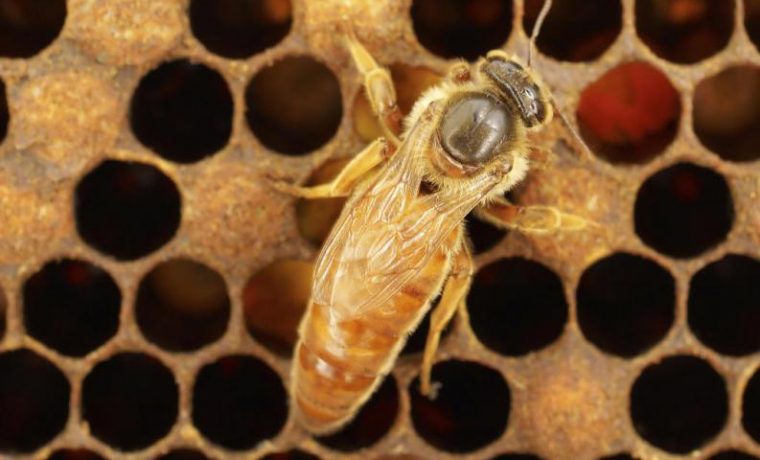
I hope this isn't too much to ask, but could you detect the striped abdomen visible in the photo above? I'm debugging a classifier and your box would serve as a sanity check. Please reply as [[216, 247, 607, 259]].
[[291, 240, 452, 434]]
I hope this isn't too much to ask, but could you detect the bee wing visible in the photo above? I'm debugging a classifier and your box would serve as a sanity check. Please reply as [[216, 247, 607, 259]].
[[313, 119, 502, 322]]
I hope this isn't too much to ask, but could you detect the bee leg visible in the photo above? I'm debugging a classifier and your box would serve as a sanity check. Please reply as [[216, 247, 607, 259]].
[[420, 243, 474, 398], [475, 196, 593, 234], [344, 34, 403, 144], [271, 138, 390, 199]]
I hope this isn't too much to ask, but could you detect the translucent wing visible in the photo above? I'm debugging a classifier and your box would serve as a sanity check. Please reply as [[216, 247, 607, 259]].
[[312, 118, 504, 322]]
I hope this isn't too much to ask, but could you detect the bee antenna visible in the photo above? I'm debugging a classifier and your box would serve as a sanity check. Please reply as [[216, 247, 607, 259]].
[[528, 0, 552, 67]]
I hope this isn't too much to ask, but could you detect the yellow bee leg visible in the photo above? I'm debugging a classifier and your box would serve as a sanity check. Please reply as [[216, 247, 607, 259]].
[[420, 242, 474, 398], [475, 196, 593, 234], [271, 138, 389, 199], [344, 34, 403, 143]]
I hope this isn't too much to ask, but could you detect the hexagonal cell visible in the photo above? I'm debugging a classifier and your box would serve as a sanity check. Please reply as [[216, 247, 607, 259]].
[[316, 376, 399, 451], [189, 0, 292, 59], [0, 0, 66, 57], [48, 449, 106, 460], [353, 63, 441, 142], [0, 349, 70, 453], [246, 56, 343, 155], [0, 77, 7, 144], [260, 450, 321, 460], [577, 252, 675, 358], [75, 159, 182, 261], [742, 366, 760, 443], [693, 65, 760, 162], [154, 449, 214, 460], [130, 59, 234, 164], [192, 355, 287, 450], [635, 0, 734, 64], [81, 352, 178, 451], [634, 162, 733, 258], [410, 359, 510, 453], [577, 62, 681, 164], [708, 451, 760, 460], [630, 355, 727, 454], [243, 259, 313, 356], [295, 159, 349, 248], [411, 0, 513, 61], [136, 258, 230, 352], [688, 254, 760, 356], [467, 257, 567, 356], [522, 0, 622, 62], [23, 258, 121, 357]]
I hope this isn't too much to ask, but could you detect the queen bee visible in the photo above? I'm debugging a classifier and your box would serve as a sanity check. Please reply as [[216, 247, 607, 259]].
[[274, 1, 588, 434]]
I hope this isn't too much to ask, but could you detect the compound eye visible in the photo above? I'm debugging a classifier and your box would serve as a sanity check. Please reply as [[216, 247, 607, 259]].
[[439, 94, 514, 166]]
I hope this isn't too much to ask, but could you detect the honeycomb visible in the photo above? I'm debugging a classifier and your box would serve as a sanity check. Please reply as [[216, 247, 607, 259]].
[[0, 0, 759, 459]]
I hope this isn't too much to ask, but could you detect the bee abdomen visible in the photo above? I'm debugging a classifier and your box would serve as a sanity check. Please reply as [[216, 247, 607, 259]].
[[293, 263, 447, 434]]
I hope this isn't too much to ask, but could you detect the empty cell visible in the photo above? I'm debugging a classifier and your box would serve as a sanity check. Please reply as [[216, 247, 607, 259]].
[[130, 59, 233, 163], [630, 355, 727, 454], [82, 352, 178, 451], [410, 359, 510, 453], [23, 258, 121, 357], [693, 65, 760, 162], [192, 355, 287, 450], [577, 252, 675, 358], [0, 0, 66, 58], [467, 257, 567, 356], [243, 259, 313, 356], [0, 78, 7, 143], [577, 62, 681, 164], [634, 162, 733, 258], [0, 349, 69, 453], [246, 56, 342, 155], [522, 0, 621, 62], [48, 449, 106, 460], [708, 451, 760, 460], [316, 376, 399, 451], [189, 0, 291, 59], [260, 450, 320, 460], [688, 254, 760, 356], [155, 449, 214, 460], [411, 0, 513, 61], [742, 366, 760, 443], [636, 0, 734, 64], [136, 258, 230, 352], [75, 160, 182, 260]]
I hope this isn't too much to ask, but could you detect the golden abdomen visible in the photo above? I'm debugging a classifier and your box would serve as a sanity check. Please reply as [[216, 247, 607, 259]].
[[291, 245, 450, 434]]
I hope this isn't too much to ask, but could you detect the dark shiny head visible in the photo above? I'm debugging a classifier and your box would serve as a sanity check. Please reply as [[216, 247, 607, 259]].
[[483, 57, 548, 128], [439, 93, 515, 166]]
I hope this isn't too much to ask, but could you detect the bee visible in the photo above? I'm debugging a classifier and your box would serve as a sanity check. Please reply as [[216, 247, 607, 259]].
[[273, 1, 589, 434]]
